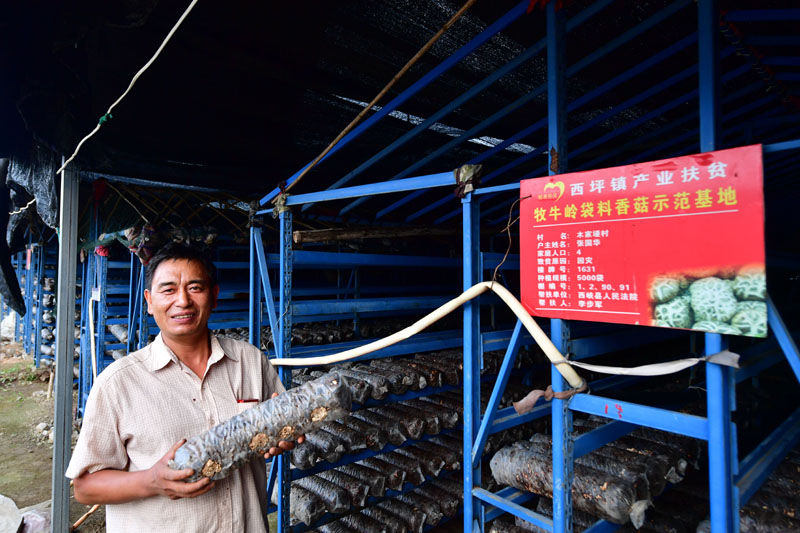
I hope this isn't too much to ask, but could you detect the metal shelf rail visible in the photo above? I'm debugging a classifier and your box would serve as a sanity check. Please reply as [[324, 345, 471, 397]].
[[464, 3, 800, 533], [245, 1, 800, 530], [251, 180, 696, 532], [33, 241, 59, 367], [251, 177, 539, 531]]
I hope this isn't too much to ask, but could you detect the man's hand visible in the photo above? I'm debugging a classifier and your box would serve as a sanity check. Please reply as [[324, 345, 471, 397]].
[[72, 439, 215, 505], [264, 392, 305, 459], [147, 439, 215, 500]]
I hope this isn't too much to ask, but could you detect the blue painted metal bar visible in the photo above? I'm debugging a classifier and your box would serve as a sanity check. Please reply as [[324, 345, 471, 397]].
[[474, 182, 521, 196], [761, 56, 800, 66], [705, 332, 739, 531], [582, 520, 621, 533], [724, 9, 800, 21], [745, 35, 800, 47], [271, 172, 453, 209], [272, 326, 526, 359], [487, 374, 643, 437], [253, 226, 280, 338], [736, 407, 800, 505], [473, 320, 524, 468], [481, 253, 520, 270], [260, 0, 532, 206], [13, 252, 22, 343], [287, 250, 460, 269], [248, 226, 261, 348], [23, 246, 34, 354], [266, 456, 277, 511], [276, 211, 293, 533], [774, 72, 800, 82], [763, 138, 800, 153], [482, 487, 538, 523], [33, 246, 44, 365], [390, 1, 694, 222], [547, 4, 572, 529], [463, 191, 483, 533], [126, 253, 140, 354], [291, 296, 450, 316], [573, 420, 637, 458], [766, 295, 800, 383], [474, 487, 552, 531], [701, 3, 739, 528], [570, 393, 710, 440]]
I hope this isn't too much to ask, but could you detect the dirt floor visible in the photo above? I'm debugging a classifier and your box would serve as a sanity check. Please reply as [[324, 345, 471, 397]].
[[0, 342, 105, 532]]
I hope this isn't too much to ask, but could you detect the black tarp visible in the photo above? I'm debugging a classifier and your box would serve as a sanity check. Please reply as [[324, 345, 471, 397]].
[[0, 159, 26, 316]]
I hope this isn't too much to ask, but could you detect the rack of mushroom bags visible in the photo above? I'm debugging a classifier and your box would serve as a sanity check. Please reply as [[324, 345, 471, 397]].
[[248, 1, 800, 531], [250, 190, 570, 532], [0, 235, 83, 380]]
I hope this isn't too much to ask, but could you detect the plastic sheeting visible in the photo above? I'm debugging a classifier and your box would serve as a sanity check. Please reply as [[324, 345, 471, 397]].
[[0, 159, 25, 315], [6, 143, 59, 230]]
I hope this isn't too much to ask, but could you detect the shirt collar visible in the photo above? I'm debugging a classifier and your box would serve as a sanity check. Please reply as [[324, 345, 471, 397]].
[[148, 333, 237, 372]]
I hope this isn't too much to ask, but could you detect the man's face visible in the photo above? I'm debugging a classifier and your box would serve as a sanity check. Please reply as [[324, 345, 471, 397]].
[[143, 259, 219, 342]]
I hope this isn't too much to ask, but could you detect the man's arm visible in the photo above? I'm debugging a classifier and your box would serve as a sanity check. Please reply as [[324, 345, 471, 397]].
[[73, 440, 214, 505]]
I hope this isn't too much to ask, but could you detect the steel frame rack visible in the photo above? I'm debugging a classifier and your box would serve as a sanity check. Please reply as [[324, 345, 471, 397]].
[[33, 239, 60, 367], [253, 176, 545, 531], [463, 3, 800, 533], [254, 2, 800, 532]]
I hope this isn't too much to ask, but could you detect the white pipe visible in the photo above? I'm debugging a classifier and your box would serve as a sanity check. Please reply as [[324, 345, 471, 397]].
[[271, 282, 585, 390]]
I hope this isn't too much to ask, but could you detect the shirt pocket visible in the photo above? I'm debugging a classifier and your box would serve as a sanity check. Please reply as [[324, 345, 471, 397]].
[[236, 400, 260, 416]]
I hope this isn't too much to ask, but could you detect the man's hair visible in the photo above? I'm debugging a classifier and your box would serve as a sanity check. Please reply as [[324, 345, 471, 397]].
[[145, 242, 218, 291]]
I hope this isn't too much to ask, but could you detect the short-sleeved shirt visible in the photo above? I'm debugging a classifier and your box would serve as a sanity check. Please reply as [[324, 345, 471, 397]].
[[66, 333, 285, 533]]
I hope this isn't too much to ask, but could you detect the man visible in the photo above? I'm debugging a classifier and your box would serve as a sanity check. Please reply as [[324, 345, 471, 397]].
[[67, 242, 296, 532]]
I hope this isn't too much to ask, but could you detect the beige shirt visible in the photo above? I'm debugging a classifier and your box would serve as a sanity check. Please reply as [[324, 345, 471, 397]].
[[66, 334, 285, 533]]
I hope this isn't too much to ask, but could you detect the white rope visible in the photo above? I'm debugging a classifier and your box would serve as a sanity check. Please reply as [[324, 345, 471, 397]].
[[271, 283, 742, 388], [57, 0, 200, 175], [271, 282, 587, 390], [8, 197, 36, 216]]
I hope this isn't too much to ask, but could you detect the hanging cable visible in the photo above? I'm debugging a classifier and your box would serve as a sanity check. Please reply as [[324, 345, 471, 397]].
[[280, 0, 478, 196], [491, 194, 530, 288], [8, 198, 36, 216], [57, 0, 200, 175]]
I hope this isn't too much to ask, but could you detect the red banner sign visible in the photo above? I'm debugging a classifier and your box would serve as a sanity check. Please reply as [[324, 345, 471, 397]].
[[520, 145, 766, 338]]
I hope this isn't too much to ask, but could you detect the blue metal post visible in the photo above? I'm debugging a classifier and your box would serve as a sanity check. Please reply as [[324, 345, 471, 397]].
[[551, 320, 573, 533], [33, 245, 44, 366], [14, 251, 23, 343], [700, 1, 739, 530], [248, 226, 262, 348], [97, 256, 109, 373], [277, 210, 293, 533], [127, 253, 138, 355], [766, 296, 800, 383], [547, 2, 573, 530], [463, 192, 482, 533], [24, 245, 34, 354], [139, 263, 149, 350]]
